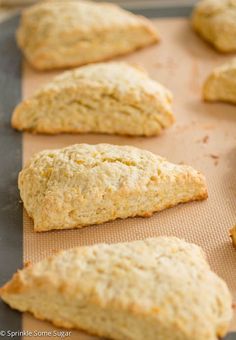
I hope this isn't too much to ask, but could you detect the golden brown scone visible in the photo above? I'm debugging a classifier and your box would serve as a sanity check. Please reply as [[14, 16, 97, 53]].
[[12, 62, 174, 136], [0, 237, 232, 340], [19, 143, 208, 232], [203, 58, 236, 104], [192, 0, 236, 52], [229, 225, 236, 247], [16, 0, 159, 70]]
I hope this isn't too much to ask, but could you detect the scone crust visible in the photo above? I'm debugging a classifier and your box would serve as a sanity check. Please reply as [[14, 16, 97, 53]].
[[18, 143, 208, 232], [0, 237, 232, 340], [192, 0, 236, 52], [11, 62, 174, 136], [16, 0, 159, 70]]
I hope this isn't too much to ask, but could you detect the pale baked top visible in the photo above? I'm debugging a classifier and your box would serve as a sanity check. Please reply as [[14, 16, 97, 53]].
[[18, 143, 208, 231], [193, 0, 236, 25], [36, 62, 172, 103], [2, 237, 232, 338], [20, 143, 204, 213], [192, 0, 236, 52], [20, 0, 146, 32], [12, 62, 173, 135], [194, 0, 236, 15], [17, 0, 156, 47]]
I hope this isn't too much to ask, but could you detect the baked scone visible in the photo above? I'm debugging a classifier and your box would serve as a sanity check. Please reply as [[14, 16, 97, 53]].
[[16, 0, 159, 70], [192, 0, 236, 52], [19, 144, 208, 232], [0, 237, 232, 340], [11, 62, 174, 136], [229, 225, 236, 247], [203, 58, 236, 104]]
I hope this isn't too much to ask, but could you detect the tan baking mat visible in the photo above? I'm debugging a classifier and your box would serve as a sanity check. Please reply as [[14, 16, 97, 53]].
[[21, 18, 236, 339]]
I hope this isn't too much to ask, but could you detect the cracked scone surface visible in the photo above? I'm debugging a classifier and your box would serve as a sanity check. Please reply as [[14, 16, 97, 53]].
[[19, 144, 208, 232], [0, 237, 232, 340], [203, 58, 236, 104], [16, 0, 158, 70], [12, 62, 174, 136], [192, 0, 236, 52]]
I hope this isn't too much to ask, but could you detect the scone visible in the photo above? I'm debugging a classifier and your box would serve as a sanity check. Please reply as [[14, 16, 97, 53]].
[[203, 58, 236, 104], [0, 237, 232, 340], [192, 0, 236, 52], [16, 0, 159, 70], [11, 62, 174, 136], [19, 144, 208, 232]]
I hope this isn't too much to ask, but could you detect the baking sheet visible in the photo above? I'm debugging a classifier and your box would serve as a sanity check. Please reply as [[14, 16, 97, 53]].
[[21, 18, 236, 338]]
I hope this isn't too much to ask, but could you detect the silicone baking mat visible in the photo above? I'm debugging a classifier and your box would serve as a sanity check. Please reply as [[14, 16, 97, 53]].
[[20, 17, 236, 339], [0, 7, 236, 338]]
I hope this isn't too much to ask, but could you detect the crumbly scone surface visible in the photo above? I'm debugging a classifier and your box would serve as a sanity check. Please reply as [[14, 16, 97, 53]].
[[0, 237, 232, 340], [16, 0, 158, 69], [18, 143, 207, 231], [12, 62, 174, 136]]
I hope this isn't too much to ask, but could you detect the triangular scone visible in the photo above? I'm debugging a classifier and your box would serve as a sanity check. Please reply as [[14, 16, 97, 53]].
[[19, 144, 208, 232], [203, 59, 236, 104], [0, 238, 232, 339], [16, 0, 159, 70], [11, 62, 174, 136], [192, 0, 236, 52]]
